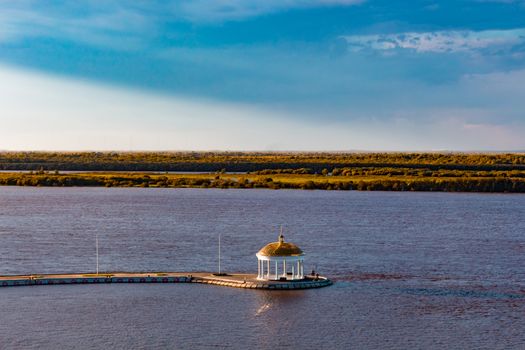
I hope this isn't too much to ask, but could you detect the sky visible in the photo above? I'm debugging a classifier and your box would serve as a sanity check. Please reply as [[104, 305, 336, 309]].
[[1, 0, 525, 151]]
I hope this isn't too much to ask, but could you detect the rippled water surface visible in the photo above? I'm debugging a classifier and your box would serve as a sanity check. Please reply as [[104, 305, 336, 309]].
[[0, 187, 524, 349]]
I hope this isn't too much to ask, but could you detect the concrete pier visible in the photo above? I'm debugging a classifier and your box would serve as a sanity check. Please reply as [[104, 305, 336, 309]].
[[0, 272, 332, 290]]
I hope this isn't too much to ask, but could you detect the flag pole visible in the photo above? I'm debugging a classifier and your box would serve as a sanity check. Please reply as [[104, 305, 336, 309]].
[[96, 233, 99, 275]]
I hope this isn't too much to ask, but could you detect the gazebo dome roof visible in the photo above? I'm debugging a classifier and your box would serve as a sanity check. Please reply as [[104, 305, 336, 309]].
[[257, 234, 303, 257]]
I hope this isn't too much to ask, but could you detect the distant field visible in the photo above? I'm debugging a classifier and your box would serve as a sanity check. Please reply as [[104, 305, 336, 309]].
[[1, 152, 524, 192], [1, 151, 525, 172], [1, 170, 524, 192]]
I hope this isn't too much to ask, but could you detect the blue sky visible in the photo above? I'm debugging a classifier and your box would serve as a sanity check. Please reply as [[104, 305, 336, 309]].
[[1, 0, 524, 150]]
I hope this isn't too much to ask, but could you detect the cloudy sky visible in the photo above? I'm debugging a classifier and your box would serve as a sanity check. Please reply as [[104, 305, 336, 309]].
[[1, 0, 524, 150]]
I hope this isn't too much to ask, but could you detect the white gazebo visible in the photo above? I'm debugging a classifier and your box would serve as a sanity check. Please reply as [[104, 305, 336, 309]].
[[256, 234, 305, 281]]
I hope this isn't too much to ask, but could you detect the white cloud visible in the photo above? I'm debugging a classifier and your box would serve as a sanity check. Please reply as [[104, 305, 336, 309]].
[[0, 64, 364, 151], [342, 28, 525, 53], [382, 110, 525, 150], [0, 4, 154, 49], [0, 64, 524, 151], [175, 0, 363, 22], [0, 0, 364, 49]]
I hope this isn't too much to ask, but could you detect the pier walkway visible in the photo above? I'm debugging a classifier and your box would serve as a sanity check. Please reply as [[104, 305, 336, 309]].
[[0, 272, 332, 290]]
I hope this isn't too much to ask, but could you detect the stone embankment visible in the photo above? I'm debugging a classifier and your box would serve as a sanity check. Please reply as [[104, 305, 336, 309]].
[[0, 272, 332, 290], [192, 273, 332, 290]]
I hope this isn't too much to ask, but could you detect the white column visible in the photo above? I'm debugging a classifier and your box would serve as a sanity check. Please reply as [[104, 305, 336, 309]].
[[267, 260, 270, 279], [283, 260, 286, 278], [258, 260, 261, 278], [292, 265, 295, 279], [275, 261, 278, 279]]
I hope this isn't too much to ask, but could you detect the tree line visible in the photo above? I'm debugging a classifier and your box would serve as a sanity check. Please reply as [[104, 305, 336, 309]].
[[1, 151, 524, 172], [0, 173, 524, 192]]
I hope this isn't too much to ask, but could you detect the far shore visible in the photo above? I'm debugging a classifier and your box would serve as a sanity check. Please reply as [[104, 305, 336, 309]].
[[1, 152, 524, 192], [0, 171, 524, 193]]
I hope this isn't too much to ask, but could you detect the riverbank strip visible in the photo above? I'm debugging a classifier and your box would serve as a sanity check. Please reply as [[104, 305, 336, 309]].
[[0, 171, 524, 192]]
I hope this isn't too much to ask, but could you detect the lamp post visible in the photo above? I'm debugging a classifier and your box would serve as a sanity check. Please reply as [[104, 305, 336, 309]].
[[96, 233, 99, 275]]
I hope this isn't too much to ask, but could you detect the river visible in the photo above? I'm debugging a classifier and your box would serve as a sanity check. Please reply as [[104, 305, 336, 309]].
[[0, 187, 524, 349]]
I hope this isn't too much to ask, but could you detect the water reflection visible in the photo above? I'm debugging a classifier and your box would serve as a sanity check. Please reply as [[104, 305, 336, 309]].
[[253, 290, 308, 316]]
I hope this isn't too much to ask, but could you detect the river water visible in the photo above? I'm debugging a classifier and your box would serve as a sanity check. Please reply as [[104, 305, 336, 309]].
[[0, 187, 524, 349]]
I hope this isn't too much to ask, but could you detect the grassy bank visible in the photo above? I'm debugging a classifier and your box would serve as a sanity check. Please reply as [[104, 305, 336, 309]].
[[1, 151, 525, 172], [1, 171, 524, 192], [1, 151, 524, 192]]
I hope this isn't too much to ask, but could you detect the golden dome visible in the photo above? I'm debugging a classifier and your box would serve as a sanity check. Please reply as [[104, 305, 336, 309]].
[[257, 234, 304, 257]]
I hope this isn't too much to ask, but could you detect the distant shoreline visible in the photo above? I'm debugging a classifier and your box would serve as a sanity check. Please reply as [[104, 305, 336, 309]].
[[1, 152, 524, 192], [1, 151, 525, 172], [0, 171, 524, 193]]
